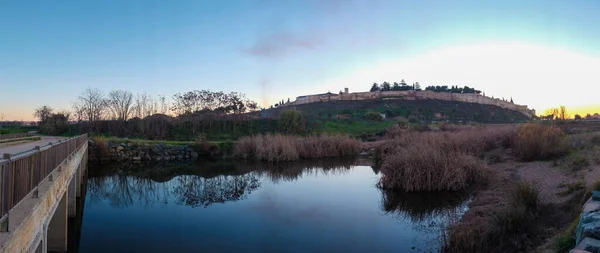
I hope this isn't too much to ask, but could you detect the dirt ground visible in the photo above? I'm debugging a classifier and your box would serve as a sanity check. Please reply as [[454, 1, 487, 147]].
[[457, 145, 600, 253]]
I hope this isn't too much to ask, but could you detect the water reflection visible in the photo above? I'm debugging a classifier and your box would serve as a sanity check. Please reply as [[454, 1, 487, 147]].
[[173, 174, 261, 207], [381, 189, 470, 222], [80, 159, 470, 253], [86, 159, 356, 209]]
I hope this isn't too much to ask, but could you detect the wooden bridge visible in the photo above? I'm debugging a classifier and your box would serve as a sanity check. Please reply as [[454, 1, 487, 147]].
[[0, 134, 88, 253]]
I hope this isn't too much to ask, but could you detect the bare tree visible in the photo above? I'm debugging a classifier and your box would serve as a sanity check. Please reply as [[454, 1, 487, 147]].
[[133, 93, 157, 118], [71, 101, 86, 122], [559, 105, 569, 120], [34, 105, 53, 122], [158, 95, 168, 115], [77, 88, 106, 122], [107, 90, 134, 120]]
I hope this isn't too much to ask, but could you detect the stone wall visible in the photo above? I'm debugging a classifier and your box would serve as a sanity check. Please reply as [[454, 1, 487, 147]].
[[571, 192, 600, 253], [88, 139, 198, 163], [290, 90, 536, 118]]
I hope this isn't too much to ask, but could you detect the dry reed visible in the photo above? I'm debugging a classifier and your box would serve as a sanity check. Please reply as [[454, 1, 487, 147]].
[[515, 123, 569, 161], [378, 126, 516, 192], [234, 134, 360, 162]]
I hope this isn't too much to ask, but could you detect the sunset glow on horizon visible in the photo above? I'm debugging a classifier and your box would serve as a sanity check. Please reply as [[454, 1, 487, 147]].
[[1, 0, 600, 120]]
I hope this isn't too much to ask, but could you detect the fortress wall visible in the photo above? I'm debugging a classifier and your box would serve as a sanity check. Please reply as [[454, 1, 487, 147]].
[[291, 90, 534, 118]]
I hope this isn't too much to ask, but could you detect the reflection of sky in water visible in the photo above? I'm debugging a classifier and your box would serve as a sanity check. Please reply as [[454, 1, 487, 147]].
[[79, 165, 469, 253]]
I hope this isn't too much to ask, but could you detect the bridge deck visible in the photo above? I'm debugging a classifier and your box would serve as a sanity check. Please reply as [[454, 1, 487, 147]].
[[0, 136, 67, 156]]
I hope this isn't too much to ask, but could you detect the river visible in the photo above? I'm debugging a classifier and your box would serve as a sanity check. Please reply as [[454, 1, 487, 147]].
[[68, 159, 470, 253]]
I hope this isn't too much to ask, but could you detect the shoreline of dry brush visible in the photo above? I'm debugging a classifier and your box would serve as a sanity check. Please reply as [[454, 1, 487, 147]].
[[377, 125, 516, 192], [377, 123, 569, 192], [234, 134, 360, 162]]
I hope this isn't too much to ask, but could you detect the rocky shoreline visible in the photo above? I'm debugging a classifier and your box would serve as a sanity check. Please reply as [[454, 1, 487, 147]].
[[88, 139, 198, 163]]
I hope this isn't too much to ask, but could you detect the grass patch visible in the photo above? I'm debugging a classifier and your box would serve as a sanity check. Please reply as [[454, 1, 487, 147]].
[[0, 136, 41, 144], [555, 217, 579, 253], [319, 120, 395, 137]]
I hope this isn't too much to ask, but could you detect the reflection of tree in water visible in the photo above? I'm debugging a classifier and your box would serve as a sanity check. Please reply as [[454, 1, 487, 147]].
[[381, 189, 470, 222], [248, 159, 355, 183], [173, 174, 261, 208], [86, 158, 358, 208], [380, 189, 471, 252], [87, 175, 171, 208]]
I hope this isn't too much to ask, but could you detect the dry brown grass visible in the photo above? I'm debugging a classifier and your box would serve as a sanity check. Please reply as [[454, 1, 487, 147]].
[[234, 134, 360, 162], [378, 126, 516, 192], [92, 136, 110, 158], [515, 123, 569, 161], [442, 182, 541, 253]]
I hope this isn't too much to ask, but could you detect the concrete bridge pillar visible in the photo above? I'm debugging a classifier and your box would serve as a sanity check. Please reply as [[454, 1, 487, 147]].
[[68, 171, 77, 217], [76, 165, 82, 198], [47, 191, 68, 252]]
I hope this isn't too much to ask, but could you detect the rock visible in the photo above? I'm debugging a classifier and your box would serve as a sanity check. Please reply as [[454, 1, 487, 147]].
[[593, 191, 600, 202], [133, 156, 141, 161], [88, 139, 96, 146], [144, 154, 151, 160], [570, 249, 592, 253], [116, 146, 124, 152], [191, 152, 198, 158], [577, 211, 600, 244], [584, 199, 600, 213], [574, 237, 600, 253]]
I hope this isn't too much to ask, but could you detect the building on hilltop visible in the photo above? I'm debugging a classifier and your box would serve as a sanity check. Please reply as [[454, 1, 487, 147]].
[[295, 91, 338, 104]]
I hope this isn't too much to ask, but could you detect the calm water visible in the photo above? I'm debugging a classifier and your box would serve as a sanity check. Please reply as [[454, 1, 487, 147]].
[[72, 160, 470, 253]]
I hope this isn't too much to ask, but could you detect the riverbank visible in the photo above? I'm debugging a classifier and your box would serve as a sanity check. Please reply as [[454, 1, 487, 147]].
[[88, 137, 199, 163]]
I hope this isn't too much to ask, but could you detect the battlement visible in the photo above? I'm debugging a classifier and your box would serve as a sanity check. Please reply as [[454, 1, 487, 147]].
[[290, 89, 536, 118]]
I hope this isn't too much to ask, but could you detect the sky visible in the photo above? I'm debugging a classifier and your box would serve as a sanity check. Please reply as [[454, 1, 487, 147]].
[[1, 0, 600, 121]]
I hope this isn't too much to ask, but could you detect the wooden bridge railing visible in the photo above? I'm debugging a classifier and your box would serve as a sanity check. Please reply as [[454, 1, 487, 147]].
[[0, 133, 29, 141], [0, 134, 87, 232]]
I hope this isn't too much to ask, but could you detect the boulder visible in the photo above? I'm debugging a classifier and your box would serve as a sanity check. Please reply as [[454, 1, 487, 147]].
[[574, 237, 600, 253], [577, 210, 600, 244], [593, 191, 600, 202]]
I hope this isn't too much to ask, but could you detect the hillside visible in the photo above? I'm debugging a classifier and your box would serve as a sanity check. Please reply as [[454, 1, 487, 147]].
[[268, 98, 530, 123]]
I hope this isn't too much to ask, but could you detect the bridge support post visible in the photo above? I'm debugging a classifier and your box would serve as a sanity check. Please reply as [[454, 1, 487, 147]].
[[75, 165, 81, 198], [68, 171, 77, 217], [48, 191, 68, 252]]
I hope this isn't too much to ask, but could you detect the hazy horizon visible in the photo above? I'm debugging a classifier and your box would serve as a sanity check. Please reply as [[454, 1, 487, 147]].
[[2, 0, 600, 121]]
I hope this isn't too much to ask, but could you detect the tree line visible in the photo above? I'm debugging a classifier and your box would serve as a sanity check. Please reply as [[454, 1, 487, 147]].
[[424, 85, 481, 94], [34, 88, 262, 137], [368, 80, 482, 95], [370, 80, 421, 92]]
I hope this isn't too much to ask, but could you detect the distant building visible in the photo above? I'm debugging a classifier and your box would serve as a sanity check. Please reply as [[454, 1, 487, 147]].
[[295, 91, 338, 104]]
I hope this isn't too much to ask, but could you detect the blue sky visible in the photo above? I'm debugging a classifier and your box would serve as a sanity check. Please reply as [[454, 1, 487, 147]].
[[1, 0, 600, 120]]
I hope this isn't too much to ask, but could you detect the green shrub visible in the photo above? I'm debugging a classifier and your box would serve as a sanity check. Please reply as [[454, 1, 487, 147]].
[[279, 109, 306, 134], [571, 154, 590, 170], [408, 116, 418, 124], [365, 112, 383, 121]]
